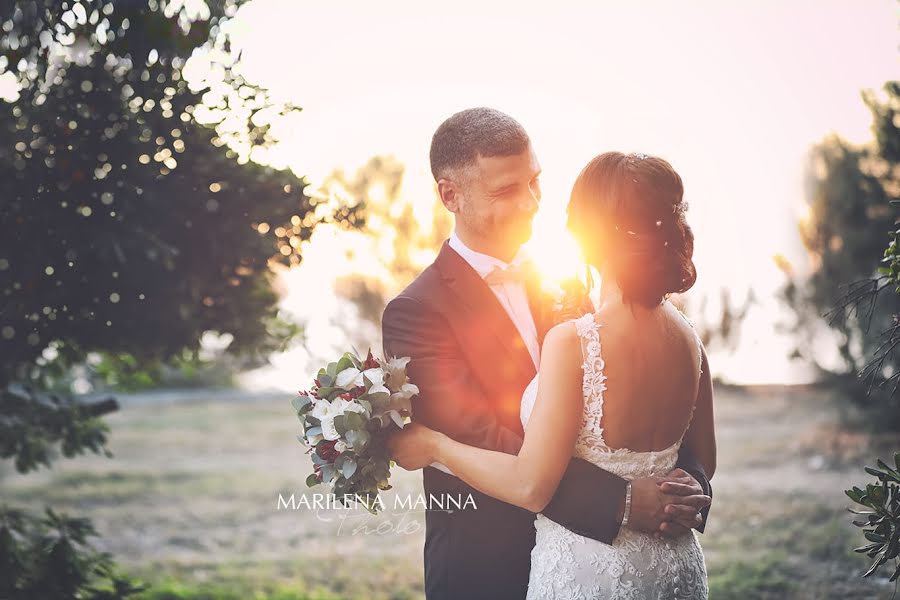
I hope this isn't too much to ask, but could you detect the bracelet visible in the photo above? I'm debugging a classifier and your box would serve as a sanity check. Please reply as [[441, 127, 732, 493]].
[[621, 481, 633, 529]]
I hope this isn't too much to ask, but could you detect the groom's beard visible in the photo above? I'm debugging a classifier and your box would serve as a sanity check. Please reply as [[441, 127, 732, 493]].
[[457, 198, 535, 253], [463, 216, 534, 256], [502, 213, 535, 248]]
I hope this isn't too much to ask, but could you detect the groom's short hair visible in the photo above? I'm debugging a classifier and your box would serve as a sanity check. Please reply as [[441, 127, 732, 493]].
[[429, 107, 530, 182]]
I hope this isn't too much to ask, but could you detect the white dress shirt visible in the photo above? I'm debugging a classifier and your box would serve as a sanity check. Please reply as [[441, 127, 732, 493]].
[[448, 232, 541, 370]]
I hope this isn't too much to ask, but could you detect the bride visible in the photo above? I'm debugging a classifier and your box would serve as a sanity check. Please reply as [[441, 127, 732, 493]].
[[388, 151, 716, 599]]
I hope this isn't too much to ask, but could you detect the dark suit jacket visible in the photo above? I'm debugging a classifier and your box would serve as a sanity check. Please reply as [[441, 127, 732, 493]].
[[382, 240, 711, 600]]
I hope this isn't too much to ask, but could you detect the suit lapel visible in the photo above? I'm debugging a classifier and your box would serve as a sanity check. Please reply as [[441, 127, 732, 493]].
[[435, 241, 537, 382]]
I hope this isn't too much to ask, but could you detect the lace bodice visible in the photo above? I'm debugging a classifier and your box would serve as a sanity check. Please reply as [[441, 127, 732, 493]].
[[519, 308, 708, 599]]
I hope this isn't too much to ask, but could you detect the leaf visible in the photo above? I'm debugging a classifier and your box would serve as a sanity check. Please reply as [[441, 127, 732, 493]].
[[316, 387, 340, 400], [333, 414, 347, 436], [342, 459, 357, 479], [345, 411, 364, 431], [346, 428, 370, 451], [366, 391, 391, 408], [291, 395, 311, 413], [865, 531, 886, 543], [336, 354, 355, 375], [846, 487, 865, 504]]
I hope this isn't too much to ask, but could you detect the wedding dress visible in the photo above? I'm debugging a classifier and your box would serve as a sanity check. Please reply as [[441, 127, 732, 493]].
[[519, 309, 709, 599]]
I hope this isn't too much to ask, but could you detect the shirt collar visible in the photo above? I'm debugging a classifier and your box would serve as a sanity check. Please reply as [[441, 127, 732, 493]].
[[448, 231, 529, 279]]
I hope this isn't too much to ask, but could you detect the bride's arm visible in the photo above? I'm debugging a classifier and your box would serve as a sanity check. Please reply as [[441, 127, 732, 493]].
[[428, 323, 585, 513]]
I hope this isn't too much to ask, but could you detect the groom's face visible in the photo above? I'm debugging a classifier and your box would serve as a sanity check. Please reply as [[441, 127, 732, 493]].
[[455, 146, 542, 249]]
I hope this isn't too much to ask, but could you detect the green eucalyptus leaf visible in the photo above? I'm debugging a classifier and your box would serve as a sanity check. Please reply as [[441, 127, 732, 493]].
[[334, 414, 347, 436], [345, 411, 365, 431]]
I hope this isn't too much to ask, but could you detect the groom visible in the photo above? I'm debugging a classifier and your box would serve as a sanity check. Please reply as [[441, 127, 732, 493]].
[[382, 108, 712, 600]]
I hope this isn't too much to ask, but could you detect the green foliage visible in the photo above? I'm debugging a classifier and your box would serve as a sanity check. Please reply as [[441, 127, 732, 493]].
[[0, 1, 359, 596], [0, 505, 147, 600], [880, 227, 900, 285], [707, 552, 796, 600], [846, 453, 900, 582], [0, 0, 358, 392], [783, 135, 897, 373], [134, 579, 343, 600], [0, 382, 116, 474], [782, 81, 900, 409]]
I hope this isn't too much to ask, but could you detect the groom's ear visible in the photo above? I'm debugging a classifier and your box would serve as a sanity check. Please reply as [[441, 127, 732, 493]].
[[436, 179, 461, 213]]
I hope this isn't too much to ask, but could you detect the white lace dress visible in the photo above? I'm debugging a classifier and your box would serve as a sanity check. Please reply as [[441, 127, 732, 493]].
[[520, 311, 708, 599]]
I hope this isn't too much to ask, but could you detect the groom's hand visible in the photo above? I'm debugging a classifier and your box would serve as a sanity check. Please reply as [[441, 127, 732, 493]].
[[656, 468, 710, 538], [624, 472, 710, 536]]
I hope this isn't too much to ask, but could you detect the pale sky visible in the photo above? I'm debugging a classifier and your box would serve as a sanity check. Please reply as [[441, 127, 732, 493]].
[[224, 0, 899, 387]]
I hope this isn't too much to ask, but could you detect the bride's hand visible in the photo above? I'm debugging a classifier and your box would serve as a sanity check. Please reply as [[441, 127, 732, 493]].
[[387, 422, 444, 471]]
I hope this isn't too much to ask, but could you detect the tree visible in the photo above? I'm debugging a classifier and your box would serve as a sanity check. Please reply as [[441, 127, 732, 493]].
[[3, 0, 316, 391], [781, 82, 900, 404], [320, 155, 452, 336], [679, 288, 755, 356], [0, 1, 359, 596]]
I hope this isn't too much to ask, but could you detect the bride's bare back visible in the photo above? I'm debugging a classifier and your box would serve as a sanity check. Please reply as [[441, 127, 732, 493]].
[[587, 300, 704, 453]]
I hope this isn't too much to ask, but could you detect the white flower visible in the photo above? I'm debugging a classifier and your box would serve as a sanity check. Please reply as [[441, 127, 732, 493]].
[[334, 440, 348, 453], [335, 367, 385, 390], [338, 398, 367, 415], [378, 356, 413, 393], [389, 383, 419, 412], [367, 381, 391, 397], [310, 397, 367, 441], [310, 399, 342, 441]]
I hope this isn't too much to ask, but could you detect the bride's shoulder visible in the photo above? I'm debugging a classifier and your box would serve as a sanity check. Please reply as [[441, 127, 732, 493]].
[[540, 320, 584, 364]]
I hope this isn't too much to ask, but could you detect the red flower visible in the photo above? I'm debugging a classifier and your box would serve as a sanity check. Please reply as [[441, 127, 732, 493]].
[[317, 440, 340, 463], [363, 350, 379, 370]]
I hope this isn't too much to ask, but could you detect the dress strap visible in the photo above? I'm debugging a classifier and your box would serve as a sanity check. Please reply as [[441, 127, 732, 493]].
[[573, 312, 609, 448]]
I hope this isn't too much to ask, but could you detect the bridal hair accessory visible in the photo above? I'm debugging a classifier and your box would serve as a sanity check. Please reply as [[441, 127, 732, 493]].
[[628, 152, 649, 160]]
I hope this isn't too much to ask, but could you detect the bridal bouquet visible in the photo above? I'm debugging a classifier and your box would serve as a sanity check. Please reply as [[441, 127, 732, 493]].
[[291, 349, 418, 513]]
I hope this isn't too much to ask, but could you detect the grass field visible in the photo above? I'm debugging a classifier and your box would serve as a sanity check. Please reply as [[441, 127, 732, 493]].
[[3, 384, 899, 599]]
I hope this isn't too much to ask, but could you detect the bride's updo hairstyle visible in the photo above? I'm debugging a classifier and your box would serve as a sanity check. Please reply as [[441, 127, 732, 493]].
[[566, 151, 696, 308]]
